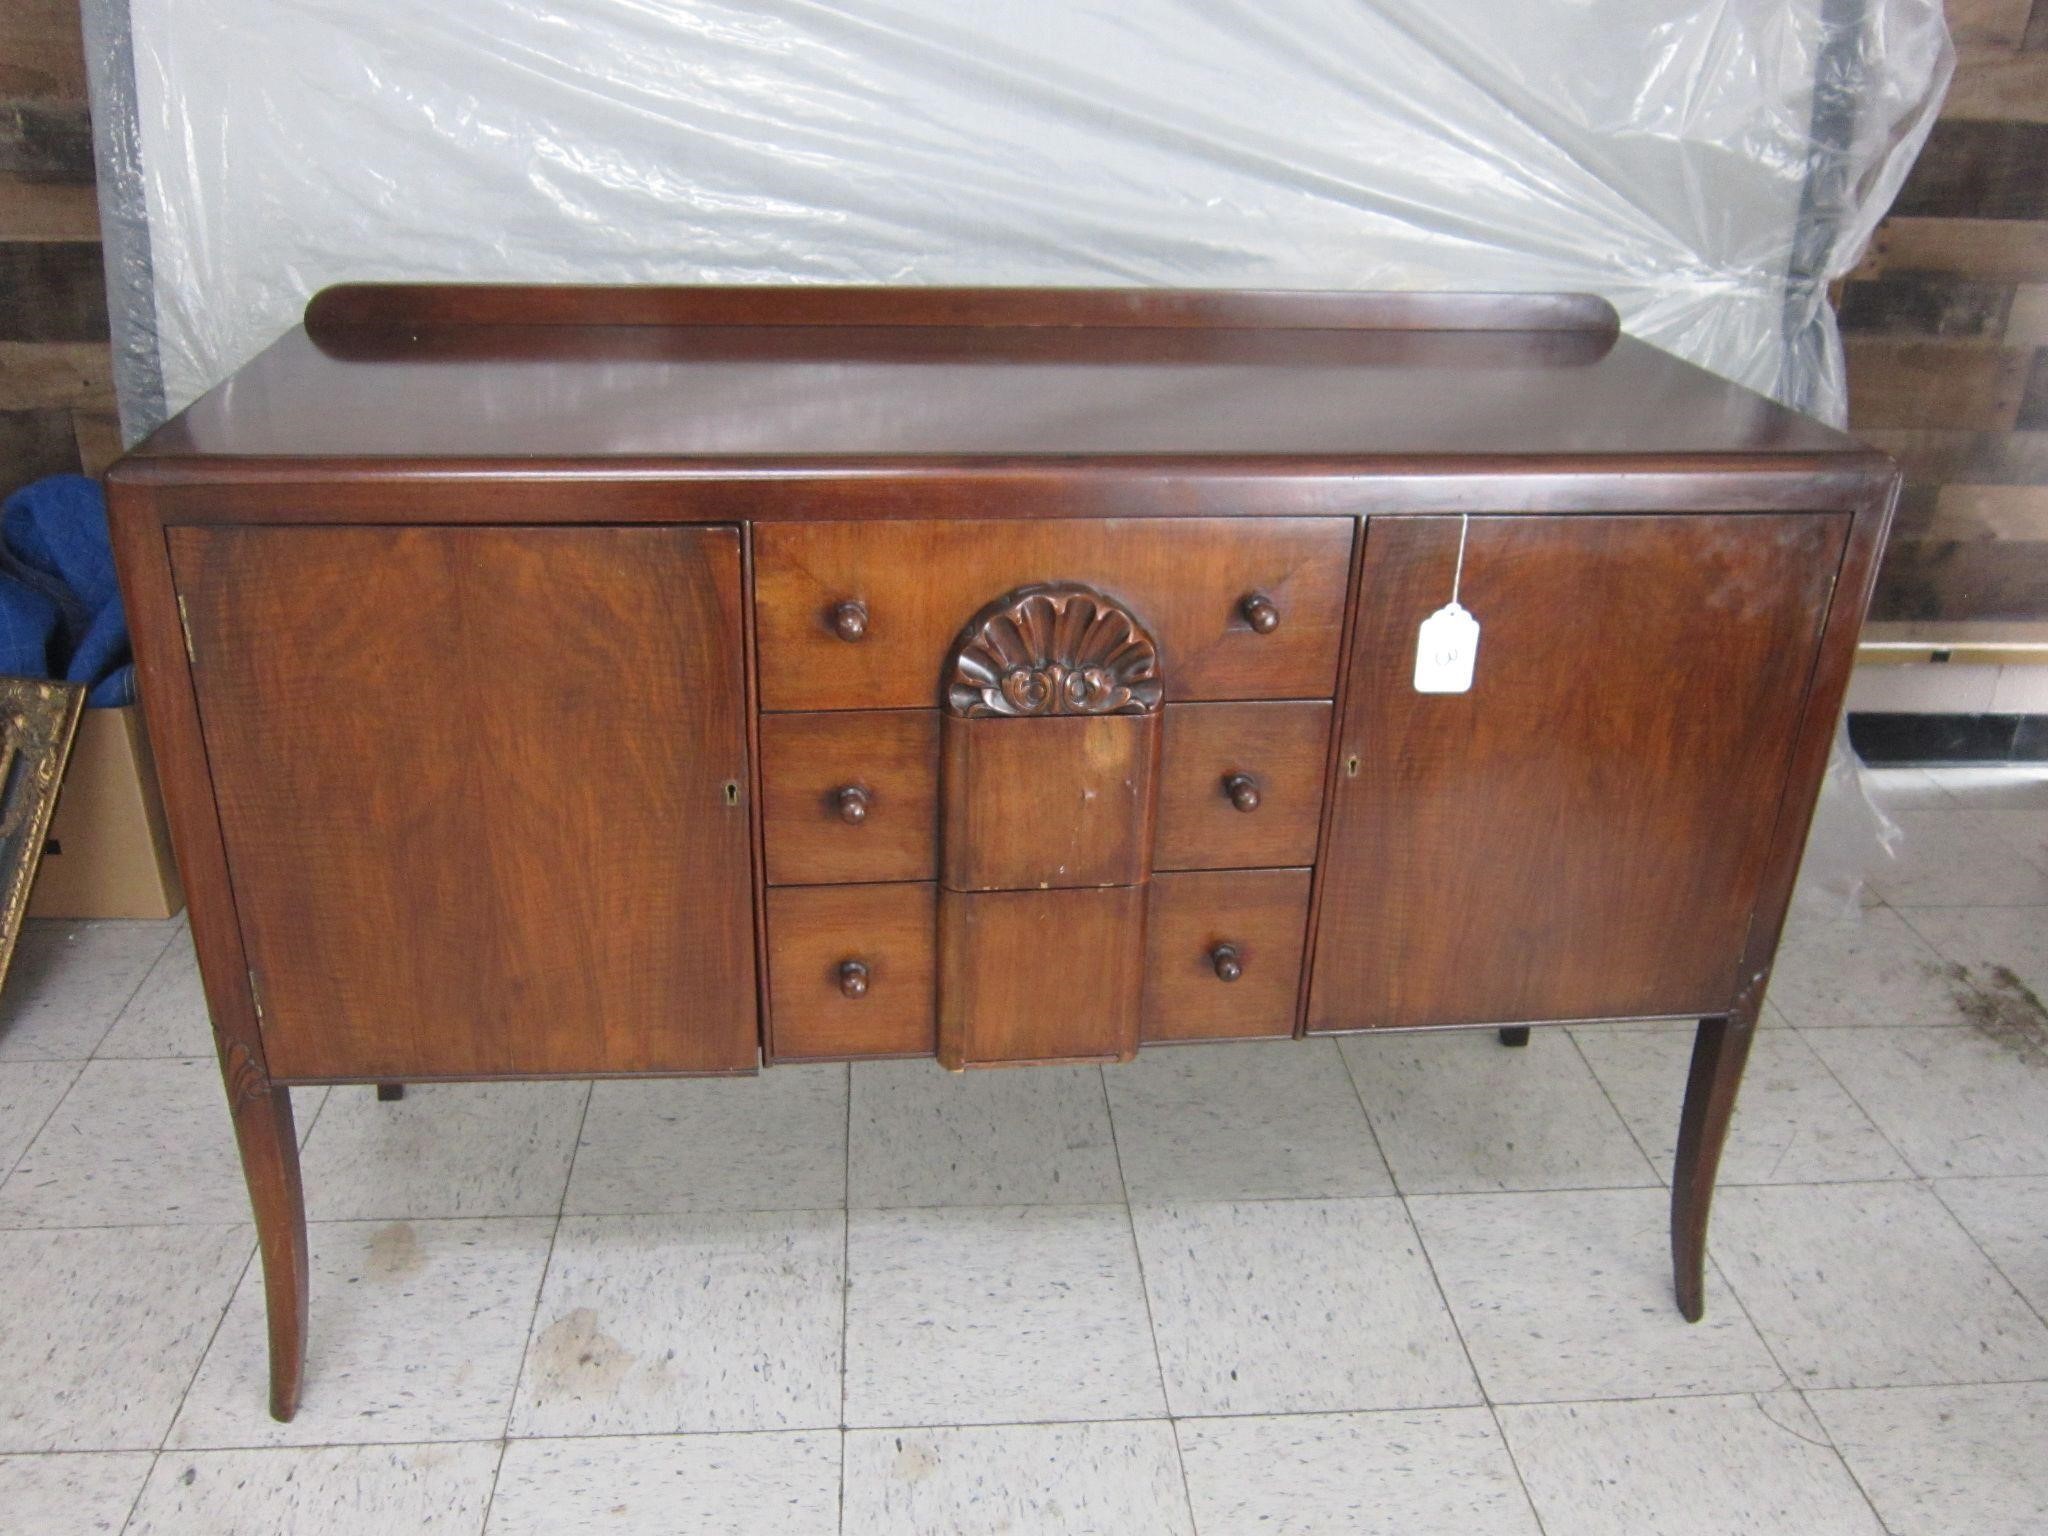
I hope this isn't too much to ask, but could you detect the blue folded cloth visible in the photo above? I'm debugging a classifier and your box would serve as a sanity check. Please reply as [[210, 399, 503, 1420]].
[[0, 474, 133, 707]]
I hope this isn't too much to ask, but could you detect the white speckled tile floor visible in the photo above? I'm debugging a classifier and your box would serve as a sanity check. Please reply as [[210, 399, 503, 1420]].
[[1, 765, 2045, 1532]]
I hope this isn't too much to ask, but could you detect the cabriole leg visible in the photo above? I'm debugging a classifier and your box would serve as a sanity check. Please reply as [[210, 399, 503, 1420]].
[[224, 1069, 310, 1421], [1670, 1008, 1757, 1322]]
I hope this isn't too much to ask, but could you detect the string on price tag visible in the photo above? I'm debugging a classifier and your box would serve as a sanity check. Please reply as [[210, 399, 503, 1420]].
[[1413, 513, 1479, 694]]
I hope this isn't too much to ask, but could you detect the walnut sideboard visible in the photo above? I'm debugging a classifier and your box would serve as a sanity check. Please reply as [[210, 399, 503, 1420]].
[[105, 284, 1897, 1420]]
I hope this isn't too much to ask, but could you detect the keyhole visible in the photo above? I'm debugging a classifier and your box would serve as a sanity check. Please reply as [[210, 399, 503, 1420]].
[[723, 780, 741, 806], [1345, 754, 1360, 778]]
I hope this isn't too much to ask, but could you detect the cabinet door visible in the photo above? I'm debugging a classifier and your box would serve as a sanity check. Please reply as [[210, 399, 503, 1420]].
[[1307, 513, 1845, 1033], [172, 525, 756, 1079]]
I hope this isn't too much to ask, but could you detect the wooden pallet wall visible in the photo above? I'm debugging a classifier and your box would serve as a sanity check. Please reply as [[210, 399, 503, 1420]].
[[1846, 0, 2048, 627], [0, 0, 118, 499]]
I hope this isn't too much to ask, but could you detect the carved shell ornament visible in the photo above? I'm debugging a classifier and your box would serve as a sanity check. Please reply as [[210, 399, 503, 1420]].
[[945, 582, 1163, 717]]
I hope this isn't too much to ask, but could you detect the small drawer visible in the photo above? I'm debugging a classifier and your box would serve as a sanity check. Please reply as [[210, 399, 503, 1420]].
[[942, 711, 1158, 891], [1156, 701, 1331, 871], [940, 885, 1145, 1068], [767, 882, 936, 1061], [1143, 868, 1311, 1042], [754, 518, 1353, 712], [760, 710, 938, 885]]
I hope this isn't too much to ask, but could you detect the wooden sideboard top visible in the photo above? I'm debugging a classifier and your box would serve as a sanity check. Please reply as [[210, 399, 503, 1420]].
[[121, 285, 1881, 478]]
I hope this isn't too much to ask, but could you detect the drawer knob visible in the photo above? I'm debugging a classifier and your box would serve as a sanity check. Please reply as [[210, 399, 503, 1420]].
[[1240, 593, 1280, 634], [1223, 772, 1261, 813], [835, 785, 871, 825], [831, 600, 869, 642], [838, 959, 871, 998], [1210, 944, 1244, 982]]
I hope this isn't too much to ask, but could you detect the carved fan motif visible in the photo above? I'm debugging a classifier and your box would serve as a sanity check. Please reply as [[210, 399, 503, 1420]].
[[945, 582, 1163, 717]]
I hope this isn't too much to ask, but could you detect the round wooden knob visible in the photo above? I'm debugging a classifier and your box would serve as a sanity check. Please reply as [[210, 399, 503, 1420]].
[[1223, 772, 1261, 813], [1210, 944, 1243, 982], [835, 785, 871, 825], [1241, 593, 1280, 634], [831, 600, 869, 642], [838, 959, 870, 998]]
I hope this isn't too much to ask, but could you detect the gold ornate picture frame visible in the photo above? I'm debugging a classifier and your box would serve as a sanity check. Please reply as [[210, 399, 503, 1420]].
[[0, 678, 86, 995]]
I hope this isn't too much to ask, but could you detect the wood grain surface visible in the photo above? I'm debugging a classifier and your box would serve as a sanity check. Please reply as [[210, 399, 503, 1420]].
[[941, 711, 1158, 892], [1307, 512, 1847, 1033], [172, 524, 757, 1079], [760, 709, 939, 885], [765, 881, 936, 1062], [754, 518, 1352, 711], [938, 885, 1145, 1067], [1143, 867, 1311, 1042], [1154, 701, 1332, 871]]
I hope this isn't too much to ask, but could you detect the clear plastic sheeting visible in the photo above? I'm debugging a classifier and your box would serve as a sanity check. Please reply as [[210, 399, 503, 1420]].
[[122, 0, 1950, 418], [110, 0, 1950, 899]]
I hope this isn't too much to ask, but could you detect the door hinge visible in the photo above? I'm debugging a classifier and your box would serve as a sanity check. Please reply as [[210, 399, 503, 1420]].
[[247, 968, 265, 1025], [177, 595, 197, 666]]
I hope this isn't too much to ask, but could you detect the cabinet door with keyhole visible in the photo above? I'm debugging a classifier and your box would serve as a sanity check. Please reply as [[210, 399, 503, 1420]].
[[1307, 512, 1846, 1033], [171, 524, 757, 1079]]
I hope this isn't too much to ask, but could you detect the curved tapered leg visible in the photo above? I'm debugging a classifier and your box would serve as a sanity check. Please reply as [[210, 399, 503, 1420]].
[[223, 1071, 309, 1421], [1670, 1009, 1757, 1322]]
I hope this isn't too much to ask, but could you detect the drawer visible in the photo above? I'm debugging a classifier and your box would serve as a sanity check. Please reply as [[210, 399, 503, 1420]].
[[1143, 868, 1311, 1043], [1155, 701, 1331, 871], [766, 883, 936, 1061], [940, 885, 1145, 1068], [942, 711, 1157, 891], [761, 710, 938, 885], [754, 518, 1354, 712]]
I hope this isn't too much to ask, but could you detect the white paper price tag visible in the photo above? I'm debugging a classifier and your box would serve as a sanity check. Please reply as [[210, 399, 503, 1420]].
[[1413, 601, 1479, 694]]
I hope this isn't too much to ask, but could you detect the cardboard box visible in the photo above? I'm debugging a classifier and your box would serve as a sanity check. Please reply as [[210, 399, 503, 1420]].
[[29, 704, 184, 920]]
